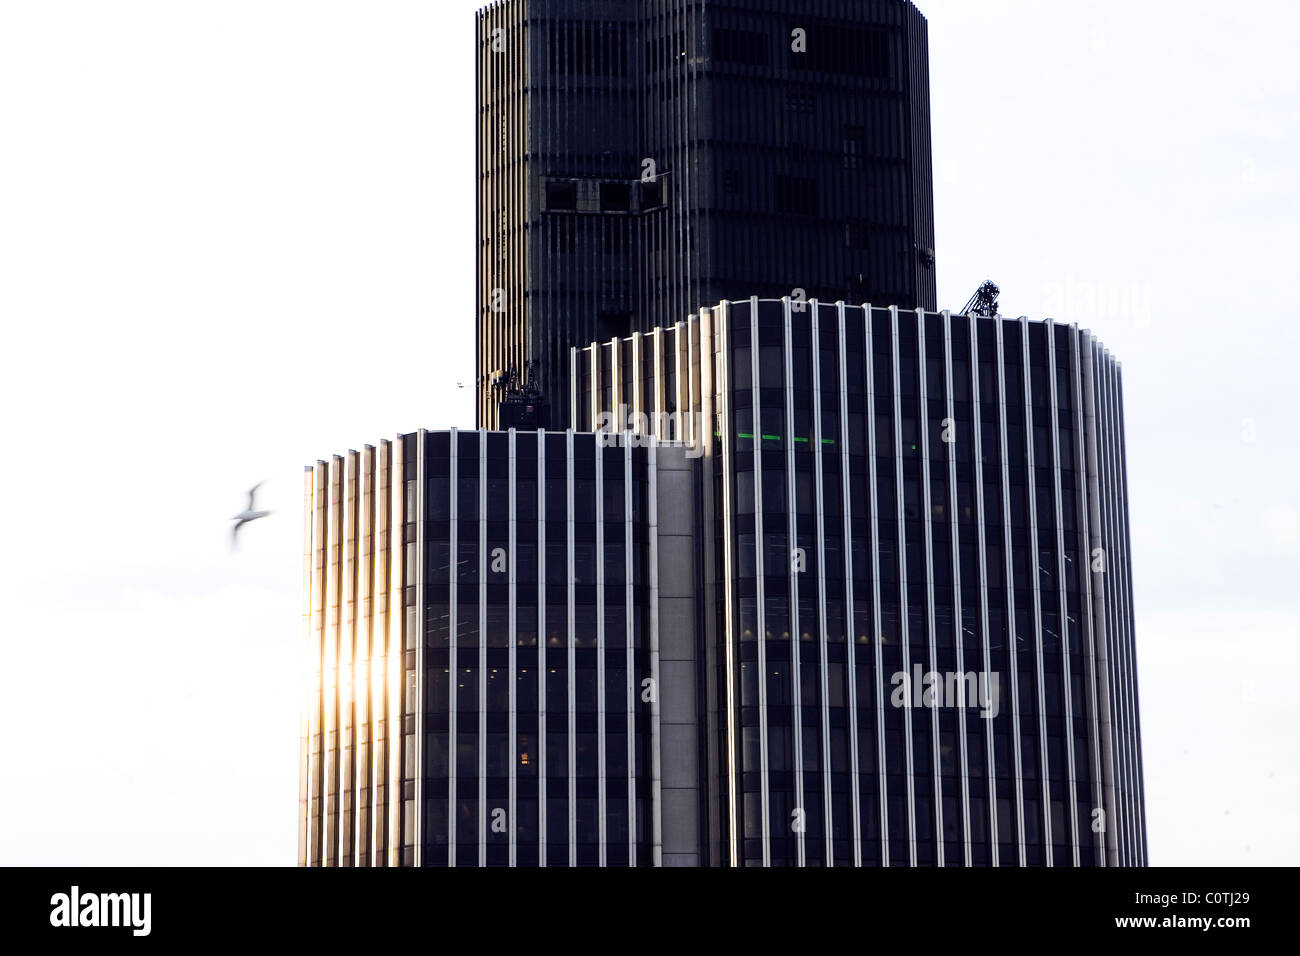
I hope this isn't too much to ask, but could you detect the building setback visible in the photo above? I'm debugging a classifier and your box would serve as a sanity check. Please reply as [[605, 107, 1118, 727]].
[[573, 298, 1147, 867], [477, 0, 937, 430], [300, 298, 1146, 867]]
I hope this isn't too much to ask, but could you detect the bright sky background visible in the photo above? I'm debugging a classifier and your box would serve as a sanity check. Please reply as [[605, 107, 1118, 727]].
[[1, 0, 1295, 866]]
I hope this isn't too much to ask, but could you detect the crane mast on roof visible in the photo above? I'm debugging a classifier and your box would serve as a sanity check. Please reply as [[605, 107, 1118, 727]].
[[960, 280, 1000, 317]]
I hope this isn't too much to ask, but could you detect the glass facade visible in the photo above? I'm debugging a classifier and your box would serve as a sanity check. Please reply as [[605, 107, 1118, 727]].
[[573, 298, 1147, 867], [476, 0, 936, 430], [302, 430, 703, 866]]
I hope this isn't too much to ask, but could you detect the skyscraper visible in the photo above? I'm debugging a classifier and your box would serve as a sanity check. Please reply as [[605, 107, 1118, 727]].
[[300, 2, 1146, 868], [298, 300, 1146, 868], [476, 0, 937, 430], [572, 299, 1147, 866]]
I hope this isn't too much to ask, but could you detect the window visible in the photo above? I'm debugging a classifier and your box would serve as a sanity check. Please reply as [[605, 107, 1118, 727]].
[[639, 178, 664, 210], [785, 93, 815, 114], [843, 125, 866, 169], [789, 22, 890, 78], [713, 27, 768, 66], [600, 181, 631, 212], [545, 180, 578, 211], [549, 22, 628, 77], [775, 175, 817, 216], [846, 218, 870, 250]]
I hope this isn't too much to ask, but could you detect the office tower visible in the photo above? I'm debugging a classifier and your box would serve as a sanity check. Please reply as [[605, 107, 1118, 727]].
[[476, 0, 937, 430], [573, 298, 1147, 867], [302, 0, 1146, 869], [299, 430, 709, 866]]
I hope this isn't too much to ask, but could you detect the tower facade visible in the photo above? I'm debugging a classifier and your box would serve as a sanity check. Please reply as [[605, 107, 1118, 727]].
[[300, 431, 708, 866], [573, 299, 1147, 867], [477, 0, 937, 430]]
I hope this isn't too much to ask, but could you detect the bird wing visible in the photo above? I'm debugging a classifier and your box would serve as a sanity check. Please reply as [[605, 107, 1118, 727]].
[[247, 481, 265, 510]]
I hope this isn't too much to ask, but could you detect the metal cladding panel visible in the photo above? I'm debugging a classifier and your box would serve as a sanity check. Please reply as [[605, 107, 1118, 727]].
[[300, 442, 404, 866]]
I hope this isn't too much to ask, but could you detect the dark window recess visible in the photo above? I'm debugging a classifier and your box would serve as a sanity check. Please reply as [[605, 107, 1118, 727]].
[[723, 169, 740, 195], [843, 125, 866, 169], [600, 182, 632, 212], [785, 93, 815, 114], [713, 27, 768, 66], [550, 22, 628, 77], [602, 222, 629, 255], [639, 179, 665, 209], [789, 22, 890, 78], [546, 180, 578, 211], [597, 311, 632, 344], [846, 219, 870, 250], [775, 175, 818, 216]]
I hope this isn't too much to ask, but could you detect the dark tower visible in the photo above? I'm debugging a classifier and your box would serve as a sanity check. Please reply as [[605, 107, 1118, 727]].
[[476, 0, 937, 430]]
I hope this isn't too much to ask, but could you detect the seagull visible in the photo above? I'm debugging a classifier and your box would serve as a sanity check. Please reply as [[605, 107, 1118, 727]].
[[231, 482, 271, 548]]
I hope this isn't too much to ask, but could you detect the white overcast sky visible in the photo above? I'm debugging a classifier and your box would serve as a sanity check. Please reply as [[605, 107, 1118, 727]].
[[1, 0, 1296, 866]]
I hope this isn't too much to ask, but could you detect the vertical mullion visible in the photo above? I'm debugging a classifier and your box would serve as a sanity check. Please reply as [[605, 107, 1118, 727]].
[[566, 429, 577, 868], [749, 299, 771, 867], [943, 310, 974, 867], [323, 457, 341, 867], [624, 438, 636, 866], [890, 305, 918, 867], [373, 445, 390, 865], [968, 319, 999, 865], [1021, 320, 1054, 868], [415, 432, 427, 867], [306, 463, 327, 867], [537, 431, 548, 866], [508, 430, 518, 867], [837, 303, 861, 866], [479, 433, 488, 867], [1071, 328, 1106, 867], [596, 439, 608, 866], [358, 447, 375, 867], [340, 453, 356, 868], [917, 308, 943, 867], [811, 301, 834, 865], [653, 329, 665, 439], [993, 319, 1028, 866], [718, 301, 740, 865], [782, 297, 806, 867], [865, 305, 890, 867], [387, 443, 404, 866], [447, 430, 459, 866], [1046, 323, 1081, 867]]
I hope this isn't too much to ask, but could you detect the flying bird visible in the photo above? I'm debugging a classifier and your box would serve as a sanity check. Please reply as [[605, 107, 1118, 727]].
[[231, 482, 271, 548]]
